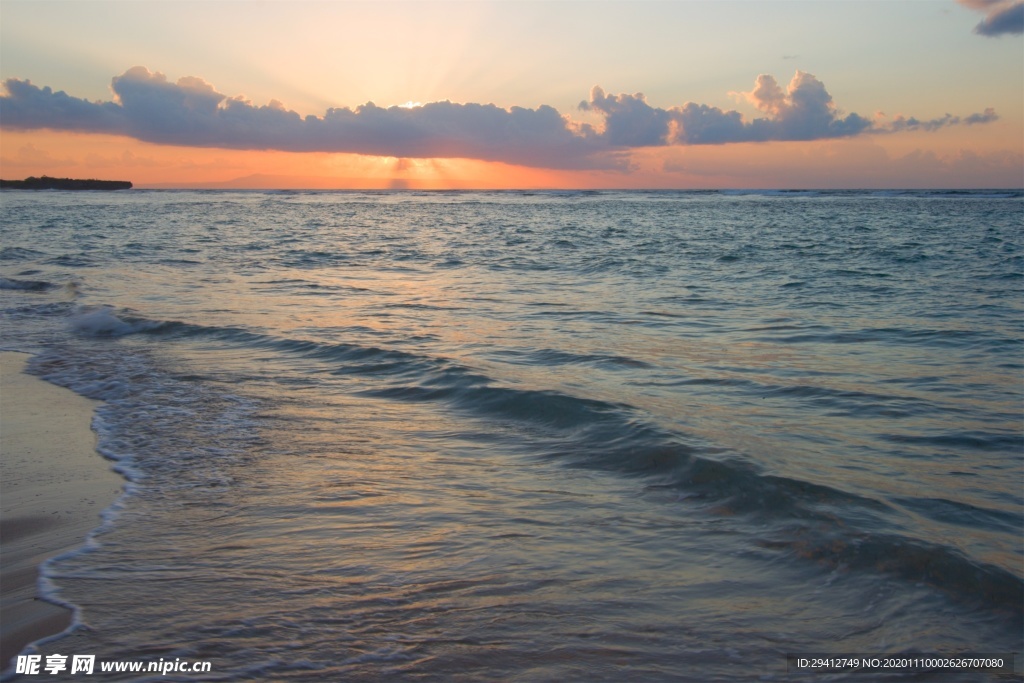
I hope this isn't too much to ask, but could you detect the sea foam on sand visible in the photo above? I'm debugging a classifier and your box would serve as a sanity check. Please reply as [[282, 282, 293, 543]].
[[0, 352, 123, 670]]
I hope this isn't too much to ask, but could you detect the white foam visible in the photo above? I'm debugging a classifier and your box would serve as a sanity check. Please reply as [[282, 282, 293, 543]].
[[67, 306, 163, 338], [68, 306, 137, 336]]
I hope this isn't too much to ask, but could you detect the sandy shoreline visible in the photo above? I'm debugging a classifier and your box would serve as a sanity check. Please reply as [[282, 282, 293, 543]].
[[0, 352, 124, 670]]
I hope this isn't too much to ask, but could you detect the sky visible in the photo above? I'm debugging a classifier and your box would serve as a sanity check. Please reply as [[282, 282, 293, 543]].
[[1, 0, 1021, 189]]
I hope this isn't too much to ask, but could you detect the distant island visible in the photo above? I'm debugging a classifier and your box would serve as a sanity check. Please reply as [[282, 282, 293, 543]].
[[0, 176, 133, 191]]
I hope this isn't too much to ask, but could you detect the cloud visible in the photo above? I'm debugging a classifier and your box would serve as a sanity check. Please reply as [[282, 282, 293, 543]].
[[880, 107, 999, 132], [964, 107, 1001, 124], [579, 87, 673, 146], [740, 71, 875, 140], [0, 78, 125, 134], [958, 0, 1024, 35], [581, 73, 997, 144], [0, 67, 1000, 170], [3, 67, 616, 170], [583, 72, 874, 144]]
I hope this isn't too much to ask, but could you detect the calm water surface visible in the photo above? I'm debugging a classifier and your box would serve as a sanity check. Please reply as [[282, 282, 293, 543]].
[[1, 190, 1021, 681]]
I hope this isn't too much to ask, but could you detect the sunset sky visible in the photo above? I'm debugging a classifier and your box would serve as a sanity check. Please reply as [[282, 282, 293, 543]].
[[1, 0, 1021, 189]]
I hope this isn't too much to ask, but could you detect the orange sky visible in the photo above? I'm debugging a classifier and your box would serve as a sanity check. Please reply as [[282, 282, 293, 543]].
[[2, 126, 1020, 190]]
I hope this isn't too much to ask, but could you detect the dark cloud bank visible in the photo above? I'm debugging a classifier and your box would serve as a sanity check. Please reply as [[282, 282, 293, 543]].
[[0, 67, 999, 170]]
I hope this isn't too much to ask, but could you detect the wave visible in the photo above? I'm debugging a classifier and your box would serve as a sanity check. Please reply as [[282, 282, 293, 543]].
[[0, 276, 56, 291], [0, 246, 48, 261], [761, 325, 1016, 351], [881, 430, 1023, 453], [757, 530, 1023, 617], [44, 254, 95, 268], [485, 347, 653, 370], [68, 306, 173, 337], [895, 496, 1022, 535], [54, 305, 1024, 617]]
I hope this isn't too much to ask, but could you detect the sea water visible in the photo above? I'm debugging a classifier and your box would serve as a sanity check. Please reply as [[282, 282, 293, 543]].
[[0, 189, 1021, 681]]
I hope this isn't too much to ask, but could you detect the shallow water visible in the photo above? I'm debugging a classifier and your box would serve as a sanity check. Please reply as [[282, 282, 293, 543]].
[[1, 189, 1021, 681]]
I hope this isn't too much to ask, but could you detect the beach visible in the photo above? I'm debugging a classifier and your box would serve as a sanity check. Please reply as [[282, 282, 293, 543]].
[[0, 352, 123, 670]]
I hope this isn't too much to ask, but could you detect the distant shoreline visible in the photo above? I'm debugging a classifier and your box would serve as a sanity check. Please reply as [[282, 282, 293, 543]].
[[0, 177, 132, 191]]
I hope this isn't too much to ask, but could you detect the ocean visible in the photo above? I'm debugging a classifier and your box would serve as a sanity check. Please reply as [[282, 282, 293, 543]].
[[0, 189, 1021, 681]]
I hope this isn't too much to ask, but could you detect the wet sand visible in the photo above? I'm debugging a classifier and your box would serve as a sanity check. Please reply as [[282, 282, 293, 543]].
[[0, 352, 123, 670]]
